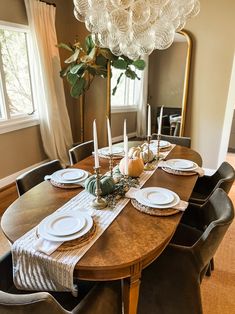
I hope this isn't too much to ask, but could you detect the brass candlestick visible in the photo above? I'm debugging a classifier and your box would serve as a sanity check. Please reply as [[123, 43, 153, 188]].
[[108, 153, 114, 178], [156, 133, 164, 161], [144, 135, 155, 171], [91, 167, 107, 209]]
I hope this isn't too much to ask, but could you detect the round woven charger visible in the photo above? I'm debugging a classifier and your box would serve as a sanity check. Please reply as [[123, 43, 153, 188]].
[[162, 167, 197, 176], [131, 199, 180, 216], [57, 222, 97, 251], [36, 222, 97, 251], [50, 179, 82, 189]]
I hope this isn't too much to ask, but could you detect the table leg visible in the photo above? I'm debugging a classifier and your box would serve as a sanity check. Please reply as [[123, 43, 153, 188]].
[[122, 273, 141, 314]]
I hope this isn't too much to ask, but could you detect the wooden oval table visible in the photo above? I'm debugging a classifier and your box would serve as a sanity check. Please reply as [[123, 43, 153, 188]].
[[1, 145, 202, 314]]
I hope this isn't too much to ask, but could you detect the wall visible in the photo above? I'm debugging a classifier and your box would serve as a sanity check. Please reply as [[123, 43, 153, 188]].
[[185, 0, 235, 168]]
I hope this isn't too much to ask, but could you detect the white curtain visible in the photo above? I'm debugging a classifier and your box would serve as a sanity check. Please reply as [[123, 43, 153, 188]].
[[25, 0, 73, 165], [136, 56, 149, 138]]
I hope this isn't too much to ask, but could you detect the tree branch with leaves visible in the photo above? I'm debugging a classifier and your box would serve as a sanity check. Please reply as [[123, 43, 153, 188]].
[[58, 35, 146, 98]]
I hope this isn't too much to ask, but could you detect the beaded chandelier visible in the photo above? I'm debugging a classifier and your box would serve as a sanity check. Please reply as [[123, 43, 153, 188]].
[[73, 0, 200, 60]]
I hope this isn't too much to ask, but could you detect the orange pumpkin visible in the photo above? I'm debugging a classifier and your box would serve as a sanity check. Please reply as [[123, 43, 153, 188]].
[[119, 157, 144, 177]]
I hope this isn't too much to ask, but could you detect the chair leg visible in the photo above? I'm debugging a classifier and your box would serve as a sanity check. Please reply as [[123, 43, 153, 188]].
[[210, 258, 214, 271], [206, 263, 211, 277]]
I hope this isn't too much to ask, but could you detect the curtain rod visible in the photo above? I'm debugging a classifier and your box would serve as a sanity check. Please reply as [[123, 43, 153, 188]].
[[39, 0, 56, 7]]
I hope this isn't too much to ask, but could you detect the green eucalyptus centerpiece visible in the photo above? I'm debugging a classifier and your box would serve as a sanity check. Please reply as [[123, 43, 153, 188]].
[[58, 35, 146, 98]]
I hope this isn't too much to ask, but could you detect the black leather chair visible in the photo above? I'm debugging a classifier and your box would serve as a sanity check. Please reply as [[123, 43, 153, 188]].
[[16, 160, 63, 196], [69, 141, 94, 165], [138, 189, 234, 314], [0, 251, 122, 314], [189, 161, 235, 204], [152, 133, 191, 148]]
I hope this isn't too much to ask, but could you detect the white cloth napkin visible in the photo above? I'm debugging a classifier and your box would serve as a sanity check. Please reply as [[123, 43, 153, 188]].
[[125, 187, 188, 212], [34, 237, 63, 255]]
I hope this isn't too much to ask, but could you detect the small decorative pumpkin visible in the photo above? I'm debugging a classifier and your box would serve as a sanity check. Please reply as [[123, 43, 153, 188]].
[[128, 146, 141, 158], [119, 157, 144, 177], [128, 144, 154, 163], [140, 146, 154, 163], [85, 175, 115, 196]]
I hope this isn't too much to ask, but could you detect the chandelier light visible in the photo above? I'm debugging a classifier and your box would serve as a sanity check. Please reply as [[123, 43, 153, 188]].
[[73, 0, 200, 60]]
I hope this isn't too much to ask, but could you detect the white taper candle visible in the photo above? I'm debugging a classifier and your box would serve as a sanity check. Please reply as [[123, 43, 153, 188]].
[[93, 119, 99, 168], [124, 135, 129, 176], [147, 104, 151, 137], [158, 106, 164, 135], [123, 119, 127, 142]]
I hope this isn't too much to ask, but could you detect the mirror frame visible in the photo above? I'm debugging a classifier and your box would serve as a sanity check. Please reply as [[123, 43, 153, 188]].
[[178, 30, 192, 136]]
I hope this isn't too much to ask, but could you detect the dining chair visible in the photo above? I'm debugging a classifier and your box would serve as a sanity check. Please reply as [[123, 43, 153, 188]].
[[184, 162, 235, 276], [152, 133, 191, 148], [189, 161, 235, 205], [138, 188, 234, 314], [69, 141, 94, 165], [16, 160, 63, 196], [0, 251, 122, 314]]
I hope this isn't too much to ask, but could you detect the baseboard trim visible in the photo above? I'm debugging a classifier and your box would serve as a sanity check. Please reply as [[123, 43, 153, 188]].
[[203, 168, 216, 176], [112, 132, 137, 143], [0, 159, 49, 189]]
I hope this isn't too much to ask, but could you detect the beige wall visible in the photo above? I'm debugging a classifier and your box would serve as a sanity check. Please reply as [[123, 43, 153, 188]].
[[185, 0, 235, 168], [111, 112, 137, 139], [0, 126, 46, 178]]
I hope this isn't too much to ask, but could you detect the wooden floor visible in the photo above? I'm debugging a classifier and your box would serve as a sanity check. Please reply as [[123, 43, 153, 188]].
[[0, 155, 235, 313]]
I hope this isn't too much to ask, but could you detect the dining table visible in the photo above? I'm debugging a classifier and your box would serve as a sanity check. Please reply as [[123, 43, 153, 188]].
[[1, 143, 202, 314]]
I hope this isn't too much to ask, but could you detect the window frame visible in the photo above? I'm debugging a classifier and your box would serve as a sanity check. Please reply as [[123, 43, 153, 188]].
[[0, 20, 39, 134], [110, 67, 139, 113]]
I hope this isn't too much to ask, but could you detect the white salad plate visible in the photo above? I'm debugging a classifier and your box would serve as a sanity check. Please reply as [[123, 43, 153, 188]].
[[38, 211, 93, 242], [44, 212, 86, 236], [164, 159, 198, 171], [51, 169, 88, 184], [150, 140, 171, 149], [135, 187, 180, 209]]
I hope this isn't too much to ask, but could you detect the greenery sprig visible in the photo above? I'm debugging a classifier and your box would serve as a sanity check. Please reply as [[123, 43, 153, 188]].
[[58, 35, 146, 98]]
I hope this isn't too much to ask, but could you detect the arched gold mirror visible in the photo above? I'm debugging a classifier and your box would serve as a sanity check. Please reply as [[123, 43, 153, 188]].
[[148, 30, 192, 137]]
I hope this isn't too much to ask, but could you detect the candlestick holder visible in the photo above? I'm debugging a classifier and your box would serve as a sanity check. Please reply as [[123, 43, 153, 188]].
[[156, 134, 164, 161], [144, 135, 155, 171], [91, 167, 107, 209], [108, 153, 114, 178]]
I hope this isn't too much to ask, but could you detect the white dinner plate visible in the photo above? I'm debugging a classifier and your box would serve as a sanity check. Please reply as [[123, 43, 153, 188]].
[[135, 187, 180, 209], [44, 212, 86, 236], [51, 169, 89, 184], [145, 189, 174, 205], [164, 159, 198, 171], [38, 211, 93, 242], [99, 147, 124, 156]]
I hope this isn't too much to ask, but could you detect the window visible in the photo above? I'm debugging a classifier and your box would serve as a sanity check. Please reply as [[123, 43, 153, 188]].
[[111, 67, 142, 113], [0, 21, 38, 134]]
